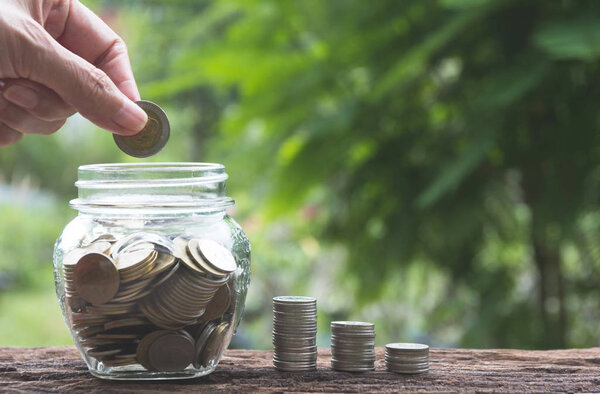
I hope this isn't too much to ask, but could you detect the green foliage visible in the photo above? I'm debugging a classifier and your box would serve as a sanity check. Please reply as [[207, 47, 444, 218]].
[[2, 0, 600, 349]]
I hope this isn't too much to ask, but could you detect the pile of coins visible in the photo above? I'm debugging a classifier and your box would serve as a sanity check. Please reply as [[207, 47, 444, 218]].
[[385, 343, 429, 374], [272, 296, 317, 372], [330, 321, 376, 372], [62, 232, 237, 370]]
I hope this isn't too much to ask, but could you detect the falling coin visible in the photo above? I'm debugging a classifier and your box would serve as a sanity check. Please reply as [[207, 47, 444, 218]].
[[113, 100, 170, 158]]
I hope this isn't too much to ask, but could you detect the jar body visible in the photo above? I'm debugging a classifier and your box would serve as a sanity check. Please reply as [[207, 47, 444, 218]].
[[52, 163, 250, 380]]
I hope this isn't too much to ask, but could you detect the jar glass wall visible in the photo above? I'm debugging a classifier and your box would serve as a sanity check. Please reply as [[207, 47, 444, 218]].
[[53, 163, 251, 380]]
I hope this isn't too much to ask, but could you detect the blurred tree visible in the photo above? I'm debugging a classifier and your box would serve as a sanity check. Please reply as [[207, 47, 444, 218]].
[[2, 0, 600, 349], [142, 0, 600, 348]]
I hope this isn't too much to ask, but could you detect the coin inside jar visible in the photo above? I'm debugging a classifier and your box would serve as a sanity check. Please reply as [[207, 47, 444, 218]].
[[199, 322, 231, 368], [74, 253, 120, 305], [113, 100, 170, 158], [192, 239, 237, 274], [147, 331, 195, 372]]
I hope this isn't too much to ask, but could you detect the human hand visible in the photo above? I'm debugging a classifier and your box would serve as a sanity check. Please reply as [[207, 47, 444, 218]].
[[0, 0, 148, 147]]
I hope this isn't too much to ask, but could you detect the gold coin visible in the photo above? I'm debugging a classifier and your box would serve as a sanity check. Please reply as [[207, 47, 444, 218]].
[[114, 276, 154, 297], [147, 262, 180, 290], [104, 317, 150, 331], [86, 301, 136, 315], [81, 241, 112, 255], [193, 239, 237, 273], [111, 288, 152, 303], [188, 239, 232, 277], [77, 325, 106, 338], [136, 330, 171, 370], [113, 100, 170, 158], [87, 347, 122, 359], [142, 252, 176, 279], [193, 322, 216, 368], [95, 333, 140, 340], [67, 295, 88, 313], [201, 283, 232, 322], [173, 237, 206, 275], [116, 248, 156, 270], [147, 331, 195, 372], [74, 253, 119, 305], [199, 321, 231, 367]]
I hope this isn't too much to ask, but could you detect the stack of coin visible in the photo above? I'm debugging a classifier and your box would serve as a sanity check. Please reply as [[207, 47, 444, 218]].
[[330, 321, 376, 372], [385, 343, 429, 374], [272, 296, 317, 372], [138, 237, 235, 330], [61, 232, 238, 371]]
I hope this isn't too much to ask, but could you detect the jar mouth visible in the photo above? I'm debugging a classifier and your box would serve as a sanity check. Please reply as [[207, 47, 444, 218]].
[[71, 162, 234, 214]]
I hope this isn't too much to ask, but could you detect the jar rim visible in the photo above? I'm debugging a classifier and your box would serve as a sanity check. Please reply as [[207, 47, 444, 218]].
[[72, 162, 234, 214], [78, 162, 226, 172]]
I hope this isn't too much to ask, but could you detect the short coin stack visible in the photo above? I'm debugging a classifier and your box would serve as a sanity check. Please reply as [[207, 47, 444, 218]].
[[330, 321, 375, 372], [272, 296, 317, 371], [385, 343, 429, 374], [62, 232, 237, 371]]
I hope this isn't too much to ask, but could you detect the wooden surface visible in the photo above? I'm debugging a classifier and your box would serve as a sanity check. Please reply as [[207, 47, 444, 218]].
[[1, 346, 599, 392]]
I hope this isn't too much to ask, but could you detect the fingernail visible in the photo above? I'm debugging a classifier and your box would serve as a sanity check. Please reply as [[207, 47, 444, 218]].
[[112, 101, 147, 133], [4, 85, 38, 109]]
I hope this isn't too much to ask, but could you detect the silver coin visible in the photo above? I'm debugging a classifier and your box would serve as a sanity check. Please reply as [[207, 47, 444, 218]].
[[195, 239, 237, 273], [113, 100, 170, 158], [273, 296, 316, 304], [386, 342, 429, 351]]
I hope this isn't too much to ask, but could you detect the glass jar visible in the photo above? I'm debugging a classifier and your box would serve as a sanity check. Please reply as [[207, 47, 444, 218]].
[[53, 163, 251, 380]]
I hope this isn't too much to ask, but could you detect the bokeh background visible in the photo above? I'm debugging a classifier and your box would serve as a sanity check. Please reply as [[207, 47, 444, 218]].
[[1, 0, 600, 350]]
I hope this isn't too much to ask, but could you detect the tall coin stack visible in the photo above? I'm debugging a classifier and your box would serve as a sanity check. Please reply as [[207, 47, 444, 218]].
[[385, 343, 429, 374], [272, 296, 317, 371], [330, 321, 375, 372]]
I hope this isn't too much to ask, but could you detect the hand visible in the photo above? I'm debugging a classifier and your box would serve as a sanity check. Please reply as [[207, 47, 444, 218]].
[[0, 0, 148, 147]]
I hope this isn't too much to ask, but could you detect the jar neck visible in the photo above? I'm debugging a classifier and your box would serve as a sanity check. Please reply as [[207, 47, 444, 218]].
[[70, 163, 234, 217]]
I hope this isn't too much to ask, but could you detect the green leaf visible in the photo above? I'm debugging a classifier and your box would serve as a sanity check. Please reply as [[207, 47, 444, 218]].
[[416, 129, 495, 209], [533, 18, 600, 60]]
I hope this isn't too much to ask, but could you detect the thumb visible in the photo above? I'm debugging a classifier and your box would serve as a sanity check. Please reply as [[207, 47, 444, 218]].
[[25, 30, 147, 135]]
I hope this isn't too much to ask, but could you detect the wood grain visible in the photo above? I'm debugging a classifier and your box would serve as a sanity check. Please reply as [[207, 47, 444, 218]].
[[1, 346, 599, 392]]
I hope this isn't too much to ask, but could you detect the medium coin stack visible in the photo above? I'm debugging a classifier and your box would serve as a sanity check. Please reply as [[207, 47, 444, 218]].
[[62, 232, 237, 370], [330, 321, 375, 372], [385, 343, 429, 374], [272, 296, 317, 371]]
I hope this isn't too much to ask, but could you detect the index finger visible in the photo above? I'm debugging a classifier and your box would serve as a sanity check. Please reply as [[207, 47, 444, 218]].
[[57, 0, 140, 101]]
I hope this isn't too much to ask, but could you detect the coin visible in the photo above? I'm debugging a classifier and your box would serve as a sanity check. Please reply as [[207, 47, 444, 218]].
[[74, 252, 120, 305], [385, 342, 430, 374], [201, 283, 232, 322], [137, 330, 170, 370], [330, 320, 376, 372], [65, 231, 238, 371], [192, 239, 237, 274], [198, 322, 231, 368], [193, 322, 217, 368], [104, 317, 150, 331], [272, 296, 317, 372], [173, 237, 206, 275], [116, 248, 157, 283], [142, 252, 176, 279], [147, 331, 195, 372], [113, 100, 170, 158]]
